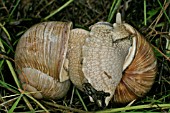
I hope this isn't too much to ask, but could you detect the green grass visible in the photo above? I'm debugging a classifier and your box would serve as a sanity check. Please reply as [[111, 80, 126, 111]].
[[0, 0, 170, 112]]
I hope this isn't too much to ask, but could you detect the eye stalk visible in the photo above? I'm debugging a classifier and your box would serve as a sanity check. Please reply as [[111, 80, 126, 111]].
[[116, 12, 122, 24]]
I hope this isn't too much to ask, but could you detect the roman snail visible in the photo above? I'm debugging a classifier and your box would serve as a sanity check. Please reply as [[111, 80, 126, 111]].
[[15, 13, 157, 107], [15, 22, 72, 99]]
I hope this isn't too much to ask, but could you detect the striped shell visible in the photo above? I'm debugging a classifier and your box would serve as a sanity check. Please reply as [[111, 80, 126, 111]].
[[15, 22, 71, 99], [113, 23, 157, 103]]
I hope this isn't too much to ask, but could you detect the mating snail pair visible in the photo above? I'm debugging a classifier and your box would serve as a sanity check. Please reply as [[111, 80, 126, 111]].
[[15, 13, 157, 107]]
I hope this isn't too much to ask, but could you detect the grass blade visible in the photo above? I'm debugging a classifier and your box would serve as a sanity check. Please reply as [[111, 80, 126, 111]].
[[8, 94, 23, 113], [44, 0, 74, 20], [107, 0, 122, 22], [25, 94, 49, 113], [8, 0, 21, 20], [157, 0, 170, 24], [76, 89, 88, 111], [96, 104, 170, 113], [144, 0, 147, 25]]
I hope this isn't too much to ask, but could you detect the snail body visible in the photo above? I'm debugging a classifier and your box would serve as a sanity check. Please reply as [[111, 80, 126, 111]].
[[68, 13, 157, 106], [15, 13, 157, 106]]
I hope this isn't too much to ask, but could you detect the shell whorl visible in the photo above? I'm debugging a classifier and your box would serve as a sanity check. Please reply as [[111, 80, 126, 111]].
[[15, 22, 71, 99], [113, 24, 157, 103]]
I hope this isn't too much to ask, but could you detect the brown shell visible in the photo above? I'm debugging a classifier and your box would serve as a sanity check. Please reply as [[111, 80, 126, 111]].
[[113, 27, 157, 103], [15, 22, 71, 99]]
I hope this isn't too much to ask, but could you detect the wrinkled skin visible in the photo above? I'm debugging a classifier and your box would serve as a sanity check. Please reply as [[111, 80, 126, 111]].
[[68, 13, 157, 107], [68, 15, 133, 106]]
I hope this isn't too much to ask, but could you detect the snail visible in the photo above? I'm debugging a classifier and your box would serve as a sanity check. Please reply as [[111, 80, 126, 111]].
[[68, 13, 157, 106], [15, 13, 157, 107], [15, 22, 72, 99]]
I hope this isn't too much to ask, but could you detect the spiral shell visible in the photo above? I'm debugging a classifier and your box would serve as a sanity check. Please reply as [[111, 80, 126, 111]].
[[113, 24, 157, 103], [15, 22, 71, 99]]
